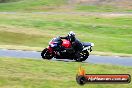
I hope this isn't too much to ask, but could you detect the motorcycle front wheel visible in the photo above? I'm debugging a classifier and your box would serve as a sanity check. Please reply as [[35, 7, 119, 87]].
[[41, 48, 53, 60]]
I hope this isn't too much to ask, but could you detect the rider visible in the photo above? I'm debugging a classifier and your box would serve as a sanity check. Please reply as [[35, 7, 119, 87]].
[[60, 31, 83, 52]]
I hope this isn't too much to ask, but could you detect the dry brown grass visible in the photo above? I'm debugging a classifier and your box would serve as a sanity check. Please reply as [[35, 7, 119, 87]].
[[0, 25, 54, 37], [70, 0, 132, 8]]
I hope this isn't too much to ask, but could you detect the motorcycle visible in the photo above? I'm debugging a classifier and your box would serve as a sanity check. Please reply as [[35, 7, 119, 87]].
[[41, 37, 94, 62]]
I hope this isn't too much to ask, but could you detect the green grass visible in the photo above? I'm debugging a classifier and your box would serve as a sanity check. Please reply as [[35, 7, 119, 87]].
[[0, 31, 49, 47], [0, 0, 67, 12], [0, 13, 132, 54], [76, 5, 132, 12], [0, 0, 132, 12], [0, 57, 132, 88]]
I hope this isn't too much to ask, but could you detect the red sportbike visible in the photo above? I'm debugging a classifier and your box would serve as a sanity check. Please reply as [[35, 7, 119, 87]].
[[41, 37, 94, 62]]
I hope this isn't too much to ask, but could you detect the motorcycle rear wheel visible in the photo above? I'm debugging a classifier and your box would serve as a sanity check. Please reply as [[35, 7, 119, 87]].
[[41, 48, 53, 60]]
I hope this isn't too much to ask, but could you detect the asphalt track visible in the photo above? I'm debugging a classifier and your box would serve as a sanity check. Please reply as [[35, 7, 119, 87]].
[[0, 12, 132, 15], [0, 49, 132, 66]]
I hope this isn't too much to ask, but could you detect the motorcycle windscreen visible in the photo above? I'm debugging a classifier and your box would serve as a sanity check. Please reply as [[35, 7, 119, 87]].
[[83, 42, 92, 47]]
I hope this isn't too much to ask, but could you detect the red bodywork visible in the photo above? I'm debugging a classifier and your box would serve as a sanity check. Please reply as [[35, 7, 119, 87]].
[[62, 39, 71, 48], [48, 39, 71, 52]]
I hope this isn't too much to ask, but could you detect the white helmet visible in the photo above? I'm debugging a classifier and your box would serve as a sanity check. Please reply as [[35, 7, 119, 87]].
[[68, 31, 75, 42], [68, 31, 75, 36]]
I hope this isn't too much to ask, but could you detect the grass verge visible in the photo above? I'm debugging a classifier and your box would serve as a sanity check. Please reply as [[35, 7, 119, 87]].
[[0, 0, 132, 12], [0, 57, 132, 88], [0, 0, 67, 12], [76, 5, 132, 12]]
